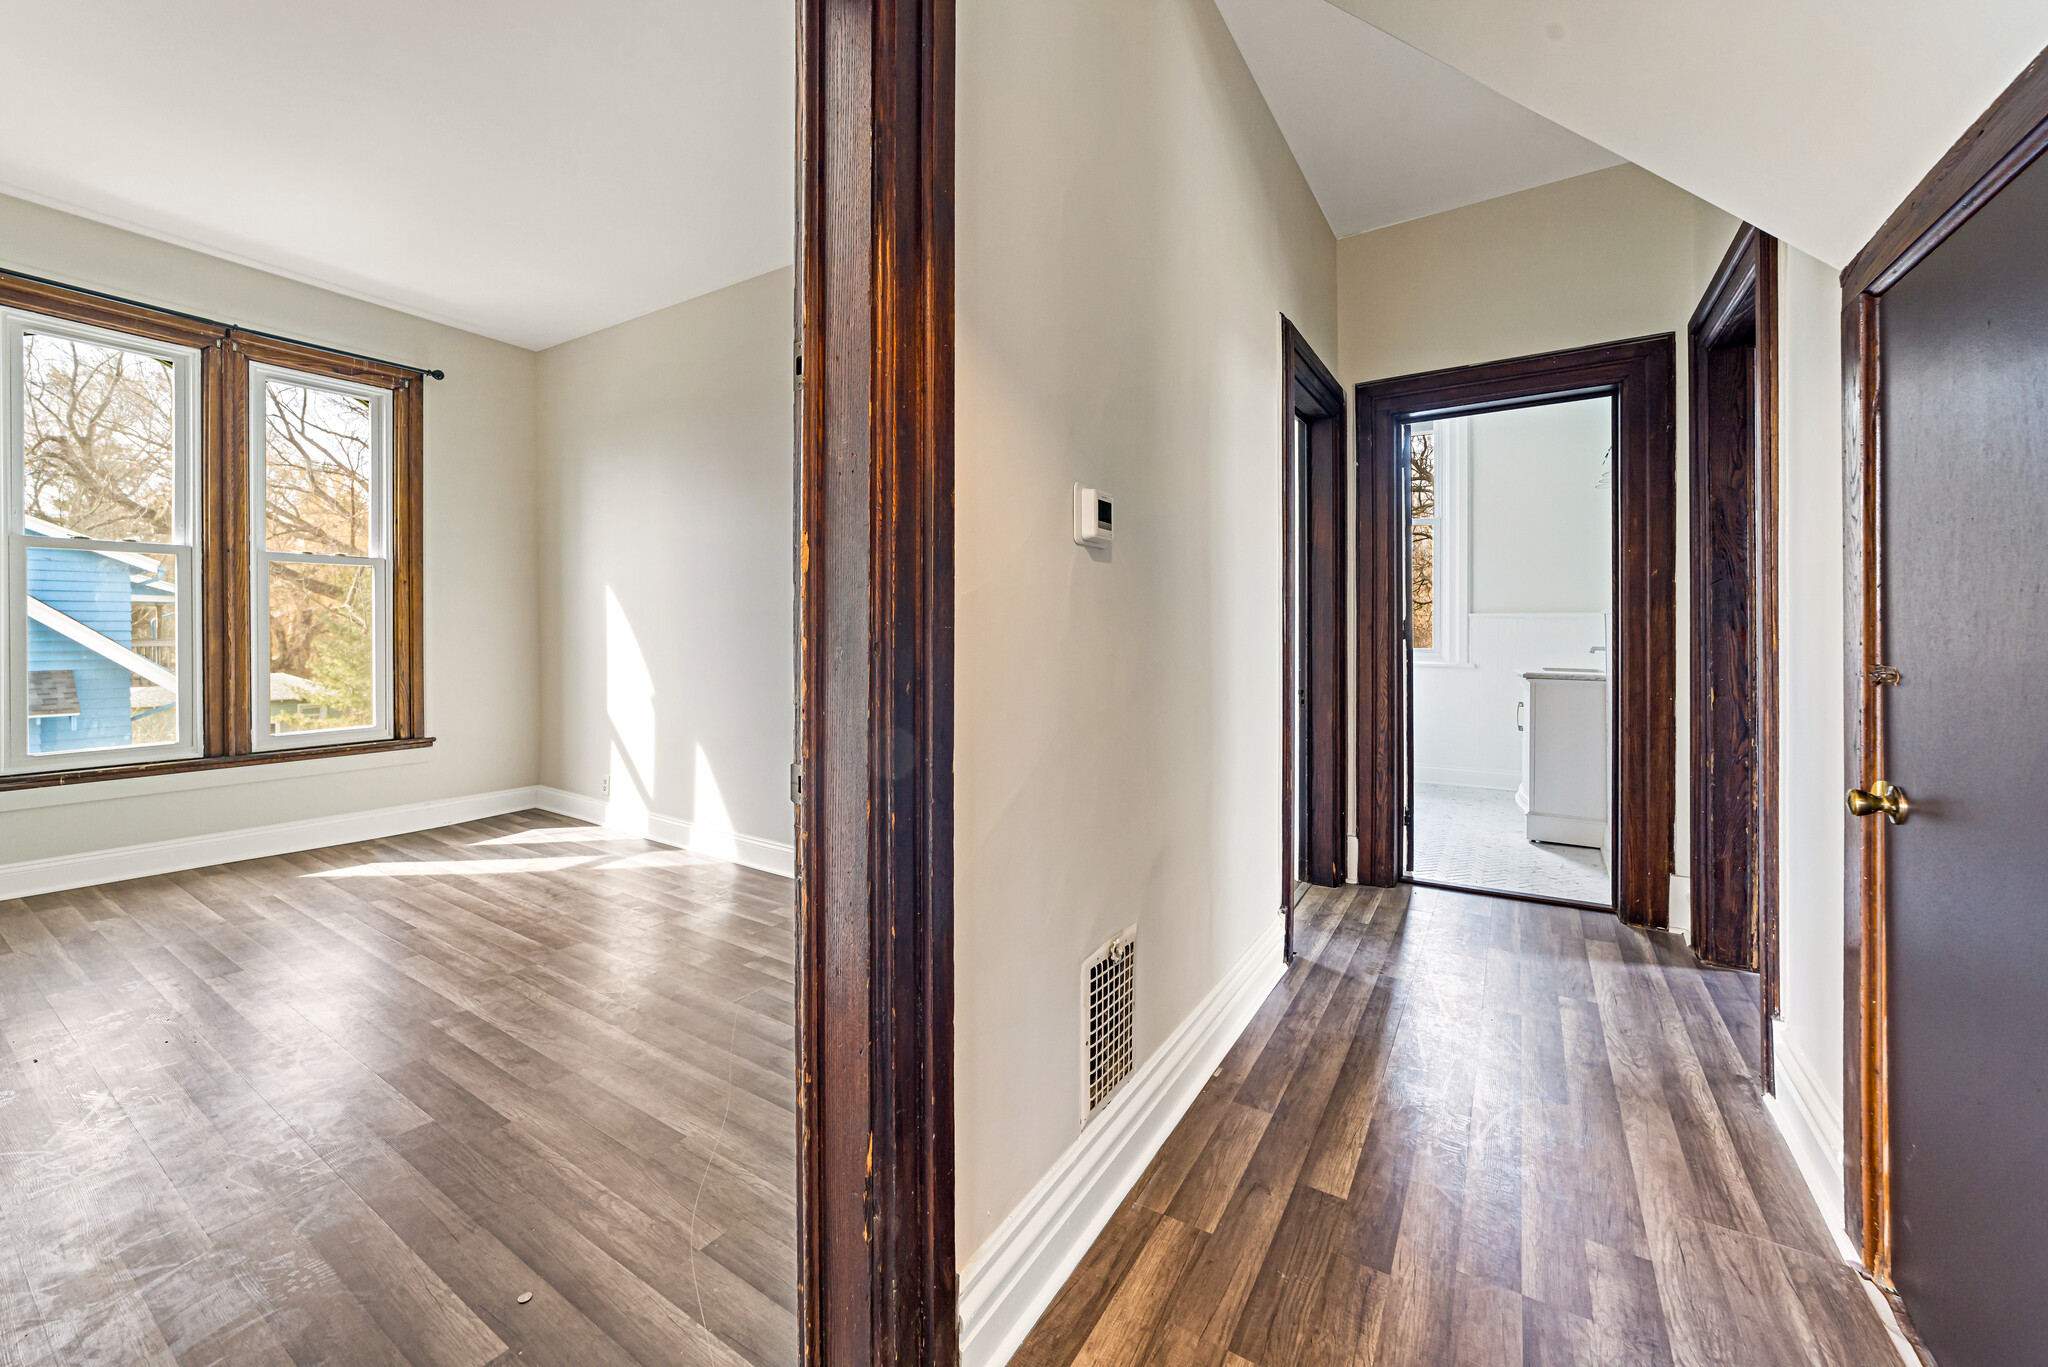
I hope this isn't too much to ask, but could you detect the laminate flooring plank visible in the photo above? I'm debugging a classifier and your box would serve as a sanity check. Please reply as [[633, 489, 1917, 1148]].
[[1453, 997, 1522, 1294], [1019, 885, 1895, 1367], [1297, 979, 1398, 1200], [1165, 1103, 1273, 1234], [1069, 1215, 1207, 1367], [1228, 1184, 1347, 1367], [1008, 1203, 1165, 1367]]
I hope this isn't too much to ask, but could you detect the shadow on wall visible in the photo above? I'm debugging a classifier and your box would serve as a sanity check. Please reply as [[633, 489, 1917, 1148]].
[[602, 583, 741, 859]]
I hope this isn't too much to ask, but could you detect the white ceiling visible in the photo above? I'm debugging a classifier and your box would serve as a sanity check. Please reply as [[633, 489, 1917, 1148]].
[[1215, 0, 1622, 239], [0, 1, 793, 350], [1322, 0, 2048, 268]]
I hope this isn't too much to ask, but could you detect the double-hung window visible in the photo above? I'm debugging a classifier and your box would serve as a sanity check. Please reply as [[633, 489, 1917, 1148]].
[[4, 310, 202, 770], [0, 274, 427, 786], [251, 366, 391, 746]]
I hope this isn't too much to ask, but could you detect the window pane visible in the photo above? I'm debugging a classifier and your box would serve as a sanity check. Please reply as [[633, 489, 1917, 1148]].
[[26, 546, 178, 754], [265, 380, 373, 555], [22, 332, 176, 542], [268, 562, 375, 734], [1408, 430, 1435, 521], [1410, 524, 1434, 650]]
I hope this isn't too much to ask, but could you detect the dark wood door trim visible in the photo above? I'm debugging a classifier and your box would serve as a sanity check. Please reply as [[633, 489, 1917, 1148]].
[[1687, 224, 1780, 1081], [1280, 317, 1347, 959], [1354, 336, 1678, 925], [1839, 42, 2048, 1283], [796, 1, 957, 1364]]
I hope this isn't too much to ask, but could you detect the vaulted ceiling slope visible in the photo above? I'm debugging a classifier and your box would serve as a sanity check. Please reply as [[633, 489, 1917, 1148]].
[[1215, 0, 1621, 239], [0, 1, 793, 350], [1322, 0, 2048, 268]]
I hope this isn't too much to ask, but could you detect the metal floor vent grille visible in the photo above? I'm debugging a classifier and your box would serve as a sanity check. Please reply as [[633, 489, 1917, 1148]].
[[1083, 929, 1137, 1117]]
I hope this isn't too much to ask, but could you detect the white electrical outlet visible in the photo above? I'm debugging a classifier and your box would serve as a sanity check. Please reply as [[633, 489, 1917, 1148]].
[[601, 775, 611, 798]]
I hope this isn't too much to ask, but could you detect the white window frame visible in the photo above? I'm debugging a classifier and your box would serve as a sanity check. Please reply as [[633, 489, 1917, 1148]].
[[1411, 416, 1471, 667], [248, 363, 393, 751], [2, 310, 203, 774]]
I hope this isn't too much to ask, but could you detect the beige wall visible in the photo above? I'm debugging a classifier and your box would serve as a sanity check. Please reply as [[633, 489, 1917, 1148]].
[[0, 191, 541, 862], [1772, 240, 1847, 1201], [535, 267, 794, 859], [1337, 162, 1738, 913], [955, 0, 1336, 1262]]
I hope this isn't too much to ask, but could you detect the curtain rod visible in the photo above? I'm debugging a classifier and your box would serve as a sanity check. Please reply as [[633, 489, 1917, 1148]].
[[0, 267, 447, 380]]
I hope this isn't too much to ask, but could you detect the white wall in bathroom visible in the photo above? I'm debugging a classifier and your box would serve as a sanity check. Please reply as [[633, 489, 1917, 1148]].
[[1469, 398, 1612, 613], [1416, 613, 1607, 788], [1415, 399, 1610, 789]]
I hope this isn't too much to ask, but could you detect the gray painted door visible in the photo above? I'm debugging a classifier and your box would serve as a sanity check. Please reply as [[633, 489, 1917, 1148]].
[[1881, 147, 2048, 1366]]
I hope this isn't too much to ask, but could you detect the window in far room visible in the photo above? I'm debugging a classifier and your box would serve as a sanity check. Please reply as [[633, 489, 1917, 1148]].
[[251, 368, 391, 746], [0, 272, 426, 783], [4, 311, 200, 770], [1407, 419, 1469, 665]]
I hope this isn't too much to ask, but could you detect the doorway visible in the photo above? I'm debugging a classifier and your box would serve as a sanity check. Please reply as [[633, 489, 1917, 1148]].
[[1280, 318, 1347, 958], [1356, 337, 1677, 927], [1686, 225, 1782, 1073], [1400, 399, 1615, 909]]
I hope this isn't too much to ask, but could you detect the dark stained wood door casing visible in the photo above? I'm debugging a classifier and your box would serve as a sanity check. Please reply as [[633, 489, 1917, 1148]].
[[1687, 224, 1780, 999], [796, 0, 957, 1364], [1877, 146, 2048, 1367], [1280, 318, 1347, 918], [1355, 338, 1677, 924], [1693, 339, 1762, 971]]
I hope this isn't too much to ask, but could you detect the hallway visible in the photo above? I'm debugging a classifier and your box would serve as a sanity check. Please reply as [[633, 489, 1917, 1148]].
[[1012, 885, 1906, 1367]]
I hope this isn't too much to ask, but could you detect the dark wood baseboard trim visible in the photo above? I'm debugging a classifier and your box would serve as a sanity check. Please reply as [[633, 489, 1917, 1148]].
[[1402, 875, 1613, 915]]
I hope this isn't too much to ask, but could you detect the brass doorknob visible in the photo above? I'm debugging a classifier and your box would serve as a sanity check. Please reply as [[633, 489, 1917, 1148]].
[[1847, 780, 1911, 824]]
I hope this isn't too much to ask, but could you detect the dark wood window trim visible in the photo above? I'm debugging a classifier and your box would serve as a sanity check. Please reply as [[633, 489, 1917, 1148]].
[[1686, 223, 1781, 1084], [1280, 316, 1347, 961], [1838, 42, 2048, 1281], [0, 270, 430, 793], [1354, 336, 1678, 926], [796, 0, 956, 1364]]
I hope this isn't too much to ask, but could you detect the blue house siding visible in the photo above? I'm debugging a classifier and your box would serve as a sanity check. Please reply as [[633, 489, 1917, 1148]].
[[26, 547, 135, 753]]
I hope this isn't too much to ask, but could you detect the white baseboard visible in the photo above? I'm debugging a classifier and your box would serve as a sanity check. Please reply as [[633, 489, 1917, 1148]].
[[0, 780, 797, 903], [1766, 1019, 1853, 1262], [1414, 765, 1519, 791], [0, 785, 543, 901], [533, 785, 795, 879], [958, 917, 1288, 1367], [1669, 873, 1693, 943]]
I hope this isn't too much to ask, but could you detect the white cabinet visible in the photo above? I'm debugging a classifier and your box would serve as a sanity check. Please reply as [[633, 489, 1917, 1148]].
[[1516, 671, 1606, 848]]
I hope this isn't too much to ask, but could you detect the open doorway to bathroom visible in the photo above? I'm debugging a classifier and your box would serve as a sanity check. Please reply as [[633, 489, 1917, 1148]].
[[1355, 337, 1676, 927], [1403, 399, 1615, 907]]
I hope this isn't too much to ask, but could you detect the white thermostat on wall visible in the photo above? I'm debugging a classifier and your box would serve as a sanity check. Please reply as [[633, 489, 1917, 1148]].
[[1074, 485, 1114, 547]]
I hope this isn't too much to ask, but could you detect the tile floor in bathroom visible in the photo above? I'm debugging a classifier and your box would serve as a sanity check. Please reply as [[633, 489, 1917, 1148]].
[[1409, 781, 1610, 905]]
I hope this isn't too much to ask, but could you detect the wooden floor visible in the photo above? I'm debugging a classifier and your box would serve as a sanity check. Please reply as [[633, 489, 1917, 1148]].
[[0, 809, 795, 1367], [1014, 883, 1902, 1367]]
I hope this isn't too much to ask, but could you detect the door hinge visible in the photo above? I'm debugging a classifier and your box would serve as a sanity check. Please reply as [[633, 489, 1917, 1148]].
[[790, 762, 804, 804], [1869, 665, 1903, 686]]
